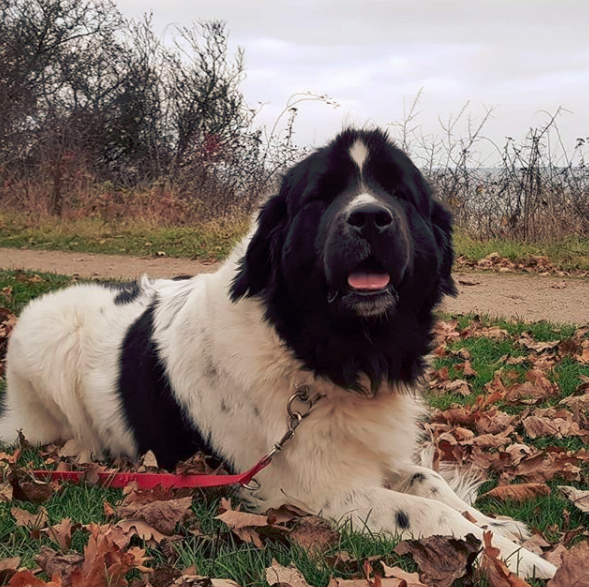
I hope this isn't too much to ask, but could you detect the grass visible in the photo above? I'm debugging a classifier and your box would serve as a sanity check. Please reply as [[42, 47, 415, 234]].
[[453, 232, 589, 271], [0, 212, 248, 261], [1, 269, 588, 586], [2, 211, 589, 270], [426, 315, 589, 544]]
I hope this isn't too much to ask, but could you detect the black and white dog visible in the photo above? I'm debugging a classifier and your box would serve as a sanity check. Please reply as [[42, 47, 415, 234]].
[[0, 129, 555, 579]]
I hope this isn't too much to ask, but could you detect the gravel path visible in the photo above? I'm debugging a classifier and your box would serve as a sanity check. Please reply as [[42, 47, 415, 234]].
[[1, 247, 588, 324]]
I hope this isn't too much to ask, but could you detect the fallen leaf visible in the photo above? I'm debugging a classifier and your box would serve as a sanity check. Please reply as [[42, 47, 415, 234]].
[[0, 481, 13, 502], [11, 506, 49, 529], [141, 450, 159, 469], [394, 534, 480, 587], [521, 534, 552, 556], [547, 541, 589, 586], [8, 570, 53, 587], [478, 531, 533, 586], [289, 516, 339, 554], [557, 486, 589, 514], [482, 483, 551, 503], [380, 563, 428, 585], [544, 544, 568, 567], [35, 547, 84, 586], [117, 496, 193, 535], [43, 518, 79, 552], [116, 519, 168, 544], [10, 471, 55, 503], [173, 576, 241, 587], [266, 504, 310, 524], [444, 379, 471, 396], [265, 560, 311, 587], [216, 505, 267, 526], [0, 557, 21, 585]]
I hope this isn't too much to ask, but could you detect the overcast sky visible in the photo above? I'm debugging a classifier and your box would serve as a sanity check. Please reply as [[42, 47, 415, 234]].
[[116, 0, 588, 165]]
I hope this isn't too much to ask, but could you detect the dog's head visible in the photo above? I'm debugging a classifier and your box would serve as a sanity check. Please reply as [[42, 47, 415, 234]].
[[231, 128, 456, 391]]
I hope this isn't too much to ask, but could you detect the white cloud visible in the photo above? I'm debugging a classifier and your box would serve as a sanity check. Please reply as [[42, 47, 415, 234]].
[[117, 0, 589, 163]]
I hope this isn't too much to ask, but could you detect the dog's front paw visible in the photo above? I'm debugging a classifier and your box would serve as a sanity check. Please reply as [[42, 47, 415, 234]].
[[484, 515, 532, 544]]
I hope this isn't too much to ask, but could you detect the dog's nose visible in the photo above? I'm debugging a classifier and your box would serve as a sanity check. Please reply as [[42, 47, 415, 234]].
[[346, 203, 393, 236]]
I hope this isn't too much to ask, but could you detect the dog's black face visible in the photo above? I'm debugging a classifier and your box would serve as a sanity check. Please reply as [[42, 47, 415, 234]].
[[232, 128, 456, 391]]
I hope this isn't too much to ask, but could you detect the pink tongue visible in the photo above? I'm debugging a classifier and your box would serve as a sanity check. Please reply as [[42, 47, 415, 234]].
[[348, 271, 390, 291]]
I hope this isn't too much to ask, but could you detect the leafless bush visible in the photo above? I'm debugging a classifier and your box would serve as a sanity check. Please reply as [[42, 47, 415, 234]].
[[390, 100, 589, 241], [0, 1, 326, 220]]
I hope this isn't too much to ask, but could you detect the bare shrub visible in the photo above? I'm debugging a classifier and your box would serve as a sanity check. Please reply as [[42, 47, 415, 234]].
[[390, 100, 589, 241], [1, 1, 325, 221]]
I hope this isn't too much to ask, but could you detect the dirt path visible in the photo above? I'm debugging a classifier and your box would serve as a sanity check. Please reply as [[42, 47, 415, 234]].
[[1, 247, 588, 324]]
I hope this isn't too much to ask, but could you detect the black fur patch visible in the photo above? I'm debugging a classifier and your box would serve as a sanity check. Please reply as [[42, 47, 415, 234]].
[[118, 303, 223, 471], [109, 282, 142, 305], [410, 472, 425, 486], [396, 510, 410, 529]]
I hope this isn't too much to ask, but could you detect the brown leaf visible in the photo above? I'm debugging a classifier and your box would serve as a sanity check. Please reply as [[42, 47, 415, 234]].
[[11, 506, 49, 529], [577, 340, 589, 364], [523, 415, 583, 440], [265, 560, 312, 587], [43, 518, 79, 552], [9, 570, 56, 587], [478, 531, 533, 586], [10, 471, 55, 503], [547, 541, 589, 587], [443, 379, 471, 396], [117, 496, 192, 535], [140, 450, 159, 469], [394, 534, 480, 587], [35, 547, 84, 586], [521, 534, 552, 556], [75, 523, 152, 587], [215, 509, 269, 530], [460, 360, 478, 377], [380, 563, 428, 585], [266, 504, 310, 524], [148, 564, 182, 587], [0, 557, 21, 585], [544, 544, 568, 567], [289, 517, 339, 554], [558, 486, 589, 514], [0, 481, 14, 502], [116, 519, 168, 544], [482, 483, 551, 503]]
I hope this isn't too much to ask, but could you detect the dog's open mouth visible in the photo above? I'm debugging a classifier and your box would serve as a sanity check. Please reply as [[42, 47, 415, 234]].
[[347, 259, 390, 294]]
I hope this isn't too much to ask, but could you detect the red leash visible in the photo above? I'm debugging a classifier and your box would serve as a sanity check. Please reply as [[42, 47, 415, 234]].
[[29, 386, 320, 491], [31, 454, 272, 490]]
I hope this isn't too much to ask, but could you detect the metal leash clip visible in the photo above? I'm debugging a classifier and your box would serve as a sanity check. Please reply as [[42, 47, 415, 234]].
[[242, 385, 322, 490]]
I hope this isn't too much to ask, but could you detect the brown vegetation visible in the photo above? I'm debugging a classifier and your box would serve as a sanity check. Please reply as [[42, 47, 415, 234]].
[[1, 0, 587, 241]]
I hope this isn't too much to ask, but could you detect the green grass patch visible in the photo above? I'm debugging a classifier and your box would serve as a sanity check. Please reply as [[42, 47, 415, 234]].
[[0, 212, 248, 260], [454, 232, 589, 271]]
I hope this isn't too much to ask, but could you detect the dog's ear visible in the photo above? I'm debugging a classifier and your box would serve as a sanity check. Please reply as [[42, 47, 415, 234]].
[[230, 194, 288, 301], [431, 200, 457, 297]]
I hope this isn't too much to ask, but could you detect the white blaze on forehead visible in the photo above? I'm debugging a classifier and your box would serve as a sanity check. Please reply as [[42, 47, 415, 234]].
[[349, 139, 369, 174], [345, 193, 379, 213]]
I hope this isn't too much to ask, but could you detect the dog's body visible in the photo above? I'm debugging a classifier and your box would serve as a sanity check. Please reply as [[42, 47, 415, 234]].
[[0, 129, 555, 578]]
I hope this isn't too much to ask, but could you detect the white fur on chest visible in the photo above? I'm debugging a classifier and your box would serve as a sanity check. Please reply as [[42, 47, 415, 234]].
[[154, 264, 424, 510]]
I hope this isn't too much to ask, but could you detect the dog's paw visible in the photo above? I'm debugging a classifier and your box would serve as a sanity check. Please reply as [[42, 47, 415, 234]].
[[485, 515, 532, 544]]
